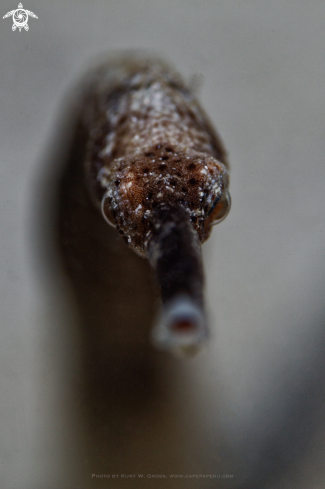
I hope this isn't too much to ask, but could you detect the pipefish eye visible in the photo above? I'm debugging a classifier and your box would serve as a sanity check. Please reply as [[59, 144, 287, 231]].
[[101, 195, 116, 228], [207, 190, 231, 225]]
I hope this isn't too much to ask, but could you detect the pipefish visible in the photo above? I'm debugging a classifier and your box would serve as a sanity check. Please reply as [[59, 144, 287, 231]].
[[62, 54, 230, 357]]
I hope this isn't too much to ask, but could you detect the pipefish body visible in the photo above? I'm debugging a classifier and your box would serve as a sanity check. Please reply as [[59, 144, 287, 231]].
[[69, 54, 230, 356]]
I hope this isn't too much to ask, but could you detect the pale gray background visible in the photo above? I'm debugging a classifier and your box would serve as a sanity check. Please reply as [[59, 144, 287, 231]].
[[1, 1, 325, 488]]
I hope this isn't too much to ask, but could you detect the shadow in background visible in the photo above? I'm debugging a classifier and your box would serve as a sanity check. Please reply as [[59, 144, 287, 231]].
[[231, 314, 325, 489]]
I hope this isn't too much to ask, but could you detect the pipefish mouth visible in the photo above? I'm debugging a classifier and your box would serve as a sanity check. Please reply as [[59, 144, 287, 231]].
[[71, 54, 230, 357]]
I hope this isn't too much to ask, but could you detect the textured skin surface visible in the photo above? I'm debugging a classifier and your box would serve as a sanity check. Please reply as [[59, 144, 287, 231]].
[[81, 55, 230, 255]]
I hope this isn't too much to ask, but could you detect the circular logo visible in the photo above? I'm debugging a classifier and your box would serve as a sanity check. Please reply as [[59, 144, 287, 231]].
[[13, 8, 28, 29]]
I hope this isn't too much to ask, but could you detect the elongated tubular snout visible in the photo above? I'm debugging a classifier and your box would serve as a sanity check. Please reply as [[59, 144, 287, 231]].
[[146, 204, 208, 356]]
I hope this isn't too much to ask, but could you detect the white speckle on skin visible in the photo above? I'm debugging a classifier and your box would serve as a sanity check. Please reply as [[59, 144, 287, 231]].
[[135, 204, 142, 213]]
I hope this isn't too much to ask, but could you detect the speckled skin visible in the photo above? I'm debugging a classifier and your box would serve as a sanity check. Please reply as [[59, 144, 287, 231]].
[[81, 55, 230, 256]]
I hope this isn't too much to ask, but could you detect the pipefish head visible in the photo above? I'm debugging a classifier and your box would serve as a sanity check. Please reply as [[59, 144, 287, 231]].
[[101, 145, 230, 355], [102, 145, 230, 252]]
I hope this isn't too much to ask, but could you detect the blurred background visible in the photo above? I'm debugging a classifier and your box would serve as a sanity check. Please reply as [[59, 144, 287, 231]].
[[1, 1, 325, 488]]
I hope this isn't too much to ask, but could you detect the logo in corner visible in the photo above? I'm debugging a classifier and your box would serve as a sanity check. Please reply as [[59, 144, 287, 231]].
[[3, 3, 38, 32]]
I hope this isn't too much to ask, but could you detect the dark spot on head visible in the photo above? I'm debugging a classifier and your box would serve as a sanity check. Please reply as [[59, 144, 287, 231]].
[[188, 110, 196, 121], [119, 126, 127, 136], [143, 168, 149, 173], [114, 179, 120, 186], [182, 187, 187, 193], [119, 115, 127, 125], [165, 148, 173, 153], [170, 179, 177, 187], [161, 156, 169, 161], [178, 107, 185, 117], [188, 163, 196, 170], [189, 178, 197, 185], [145, 152, 155, 157], [148, 192, 153, 200], [159, 164, 166, 171]]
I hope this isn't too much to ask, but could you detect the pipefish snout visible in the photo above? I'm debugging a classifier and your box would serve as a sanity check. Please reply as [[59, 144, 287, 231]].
[[80, 54, 230, 356]]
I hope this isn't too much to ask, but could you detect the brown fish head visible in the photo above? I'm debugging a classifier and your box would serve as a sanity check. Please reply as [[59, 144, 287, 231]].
[[101, 145, 230, 255]]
